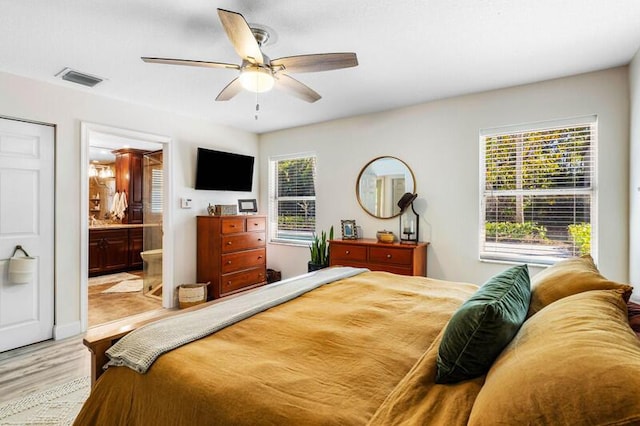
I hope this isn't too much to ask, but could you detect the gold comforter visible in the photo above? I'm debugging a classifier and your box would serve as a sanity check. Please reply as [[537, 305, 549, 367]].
[[75, 271, 480, 425]]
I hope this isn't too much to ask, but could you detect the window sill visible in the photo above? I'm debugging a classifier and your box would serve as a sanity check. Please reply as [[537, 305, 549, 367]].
[[479, 257, 552, 269], [269, 239, 311, 248]]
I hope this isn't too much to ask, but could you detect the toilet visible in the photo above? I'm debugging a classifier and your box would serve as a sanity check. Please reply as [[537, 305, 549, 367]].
[[140, 248, 162, 294]]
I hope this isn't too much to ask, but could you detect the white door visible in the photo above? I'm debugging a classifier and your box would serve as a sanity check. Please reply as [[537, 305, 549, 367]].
[[0, 117, 54, 352]]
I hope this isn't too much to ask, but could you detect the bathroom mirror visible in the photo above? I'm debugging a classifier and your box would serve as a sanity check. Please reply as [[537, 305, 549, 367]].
[[356, 156, 416, 219]]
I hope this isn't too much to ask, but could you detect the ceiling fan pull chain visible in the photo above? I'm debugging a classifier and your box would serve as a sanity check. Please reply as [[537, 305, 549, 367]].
[[255, 91, 260, 120]]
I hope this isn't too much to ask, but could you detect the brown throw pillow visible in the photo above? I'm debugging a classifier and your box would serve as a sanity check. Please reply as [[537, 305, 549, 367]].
[[468, 289, 640, 426], [527, 254, 632, 317]]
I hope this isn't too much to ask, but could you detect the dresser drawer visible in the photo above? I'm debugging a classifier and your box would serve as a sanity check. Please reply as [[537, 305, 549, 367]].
[[221, 248, 266, 274], [220, 267, 266, 295], [331, 244, 367, 262], [369, 247, 412, 266], [246, 217, 266, 232], [367, 264, 413, 276], [222, 232, 266, 253], [328, 239, 428, 277], [221, 218, 245, 234]]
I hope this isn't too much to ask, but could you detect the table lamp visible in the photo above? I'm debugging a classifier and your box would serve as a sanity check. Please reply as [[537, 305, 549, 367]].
[[397, 192, 419, 244]]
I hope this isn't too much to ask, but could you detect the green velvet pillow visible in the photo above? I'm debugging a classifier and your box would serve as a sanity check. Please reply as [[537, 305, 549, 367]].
[[435, 264, 531, 384]]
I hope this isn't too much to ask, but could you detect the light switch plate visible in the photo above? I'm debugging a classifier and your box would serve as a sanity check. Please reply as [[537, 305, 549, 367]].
[[181, 198, 192, 209]]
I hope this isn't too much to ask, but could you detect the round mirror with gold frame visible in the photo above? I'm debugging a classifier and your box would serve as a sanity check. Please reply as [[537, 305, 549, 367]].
[[356, 156, 416, 219]]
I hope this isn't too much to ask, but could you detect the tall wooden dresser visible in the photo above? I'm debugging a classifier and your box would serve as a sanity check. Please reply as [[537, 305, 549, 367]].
[[329, 239, 428, 276], [197, 215, 267, 299]]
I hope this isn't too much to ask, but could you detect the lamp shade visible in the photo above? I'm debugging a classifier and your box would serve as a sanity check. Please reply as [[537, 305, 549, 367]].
[[397, 192, 418, 212], [239, 67, 274, 93]]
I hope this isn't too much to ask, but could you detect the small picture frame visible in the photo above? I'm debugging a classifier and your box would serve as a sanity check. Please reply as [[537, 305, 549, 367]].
[[238, 199, 257, 214], [341, 219, 358, 240]]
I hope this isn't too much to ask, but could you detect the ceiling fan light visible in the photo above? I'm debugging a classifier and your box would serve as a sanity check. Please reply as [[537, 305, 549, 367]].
[[239, 67, 274, 93]]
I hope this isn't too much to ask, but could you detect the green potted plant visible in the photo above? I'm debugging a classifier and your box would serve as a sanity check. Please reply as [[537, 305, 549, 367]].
[[308, 226, 334, 272]]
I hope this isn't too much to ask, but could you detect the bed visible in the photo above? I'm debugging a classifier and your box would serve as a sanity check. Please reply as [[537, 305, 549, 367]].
[[75, 256, 640, 425]]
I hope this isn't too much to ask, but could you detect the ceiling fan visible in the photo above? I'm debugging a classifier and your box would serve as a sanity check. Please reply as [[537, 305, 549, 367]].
[[142, 8, 358, 103]]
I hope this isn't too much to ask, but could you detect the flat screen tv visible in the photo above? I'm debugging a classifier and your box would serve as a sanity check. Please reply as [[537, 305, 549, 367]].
[[195, 147, 255, 191]]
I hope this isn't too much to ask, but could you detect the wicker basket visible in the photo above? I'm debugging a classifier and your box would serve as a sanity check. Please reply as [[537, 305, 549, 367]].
[[178, 283, 208, 309]]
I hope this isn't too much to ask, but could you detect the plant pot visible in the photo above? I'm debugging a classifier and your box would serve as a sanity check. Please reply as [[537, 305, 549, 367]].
[[308, 261, 328, 273]]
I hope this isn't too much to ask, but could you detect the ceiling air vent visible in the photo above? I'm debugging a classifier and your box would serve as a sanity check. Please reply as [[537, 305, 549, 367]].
[[55, 67, 103, 87]]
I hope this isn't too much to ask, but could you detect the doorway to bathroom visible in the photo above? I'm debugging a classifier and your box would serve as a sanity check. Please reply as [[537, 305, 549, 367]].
[[80, 123, 172, 329]]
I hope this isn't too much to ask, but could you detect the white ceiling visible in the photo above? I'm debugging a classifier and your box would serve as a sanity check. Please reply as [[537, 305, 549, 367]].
[[2, 1, 640, 134]]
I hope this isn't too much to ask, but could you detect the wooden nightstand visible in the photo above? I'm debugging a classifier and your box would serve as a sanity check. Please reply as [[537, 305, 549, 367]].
[[329, 239, 428, 276]]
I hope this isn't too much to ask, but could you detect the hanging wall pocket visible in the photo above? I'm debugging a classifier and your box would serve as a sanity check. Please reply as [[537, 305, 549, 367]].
[[8, 245, 36, 284]]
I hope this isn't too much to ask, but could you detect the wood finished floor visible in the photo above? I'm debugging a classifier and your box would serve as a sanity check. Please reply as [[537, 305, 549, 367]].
[[0, 272, 165, 404], [0, 335, 89, 404]]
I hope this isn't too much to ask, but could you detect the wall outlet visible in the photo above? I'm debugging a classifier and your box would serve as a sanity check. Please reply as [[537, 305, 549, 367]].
[[181, 198, 192, 209]]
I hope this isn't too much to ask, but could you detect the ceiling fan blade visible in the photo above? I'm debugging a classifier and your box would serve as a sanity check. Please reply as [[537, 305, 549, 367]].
[[217, 9, 264, 64], [276, 74, 321, 103], [271, 53, 358, 73], [215, 77, 244, 101], [141, 57, 240, 70]]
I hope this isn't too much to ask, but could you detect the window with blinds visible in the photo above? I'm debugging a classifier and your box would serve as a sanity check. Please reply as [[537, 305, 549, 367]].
[[150, 168, 163, 213], [480, 116, 596, 264], [269, 154, 316, 244]]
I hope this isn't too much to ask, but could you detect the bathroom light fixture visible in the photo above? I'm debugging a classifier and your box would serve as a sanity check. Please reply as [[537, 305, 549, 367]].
[[98, 167, 113, 179], [239, 66, 274, 93], [88, 164, 113, 179]]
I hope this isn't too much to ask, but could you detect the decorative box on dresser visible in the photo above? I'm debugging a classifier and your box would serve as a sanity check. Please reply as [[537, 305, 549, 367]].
[[197, 215, 267, 299], [329, 239, 428, 276]]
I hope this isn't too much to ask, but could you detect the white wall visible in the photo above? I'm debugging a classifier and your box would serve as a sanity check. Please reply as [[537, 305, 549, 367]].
[[0, 64, 630, 335], [630, 50, 640, 301], [259, 67, 630, 286], [0, 71, 259, 335]]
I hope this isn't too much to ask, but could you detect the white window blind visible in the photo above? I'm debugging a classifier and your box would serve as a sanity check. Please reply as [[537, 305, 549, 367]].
[[269, 154, 316, 244], [151, 168, 163, 213], [480, 116, 596, 264]]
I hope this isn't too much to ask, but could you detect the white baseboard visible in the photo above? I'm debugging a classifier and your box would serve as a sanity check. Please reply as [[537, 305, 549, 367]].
[[53, 321, 82, 340]]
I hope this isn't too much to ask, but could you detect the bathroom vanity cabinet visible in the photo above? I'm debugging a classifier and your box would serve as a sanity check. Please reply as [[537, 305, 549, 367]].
[[129, 227, 143, 269], [89, 226, 144, 276], [89, 228, 130, 276]]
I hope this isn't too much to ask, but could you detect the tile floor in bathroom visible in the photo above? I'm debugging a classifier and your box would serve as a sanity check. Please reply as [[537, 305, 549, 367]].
[[88, 270, 163, 327]]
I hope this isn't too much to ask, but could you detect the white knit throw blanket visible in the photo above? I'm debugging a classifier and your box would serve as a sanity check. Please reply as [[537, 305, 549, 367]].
[[106, 267, 368, 374]]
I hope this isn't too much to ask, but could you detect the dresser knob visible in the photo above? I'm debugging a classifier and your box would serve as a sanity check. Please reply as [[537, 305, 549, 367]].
[[226, 260, 232, 265], [387, 254, 392, 259], [258, 238, 263, 241], [345, 250, 350, 255], [227, 281, 232, 285], [227, 241, 232, 245], [258, 256, 263, 259]]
